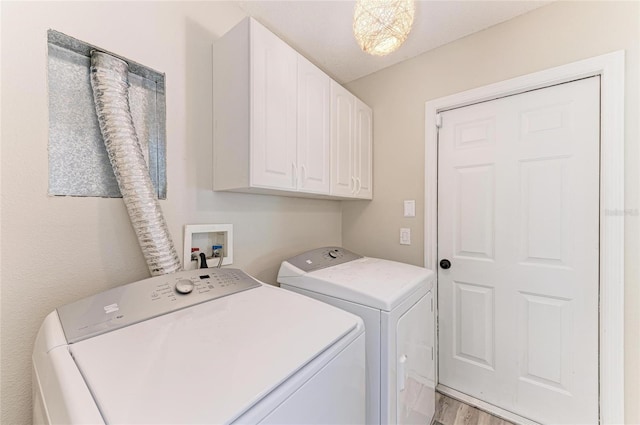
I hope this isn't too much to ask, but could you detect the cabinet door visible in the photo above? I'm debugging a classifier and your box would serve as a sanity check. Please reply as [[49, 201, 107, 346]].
[[354, 99, 373, 199], [297, 56, 330, 194], [250, 21, 298, 190], [330, 81, 355, 197], [396, 294, 435, 424]]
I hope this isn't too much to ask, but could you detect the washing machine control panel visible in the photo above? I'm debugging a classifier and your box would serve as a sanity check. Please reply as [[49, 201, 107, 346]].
[[57, 268, 260, 344], [285, 247, 363, 273]]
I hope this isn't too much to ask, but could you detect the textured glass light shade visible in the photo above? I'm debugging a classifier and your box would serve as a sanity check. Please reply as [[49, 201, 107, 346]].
[[353, 0, 415, 56]]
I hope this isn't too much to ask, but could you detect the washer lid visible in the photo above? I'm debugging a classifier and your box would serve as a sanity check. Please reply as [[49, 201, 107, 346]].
[[280, 257, 434, 311], [69, 285, 362, 424]]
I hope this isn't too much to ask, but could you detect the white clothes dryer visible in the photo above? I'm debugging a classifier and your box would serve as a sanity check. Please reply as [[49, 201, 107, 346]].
[[32, 268, 365, 424], [277, 247, 435, 425]]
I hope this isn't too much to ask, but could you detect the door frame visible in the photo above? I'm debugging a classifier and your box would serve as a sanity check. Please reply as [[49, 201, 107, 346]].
[[424, 51, 625, 425]]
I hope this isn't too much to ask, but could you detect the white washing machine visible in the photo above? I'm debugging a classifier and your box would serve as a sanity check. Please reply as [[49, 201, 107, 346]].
[[32, 268, 366, 424], [277, 247, 435, 425]]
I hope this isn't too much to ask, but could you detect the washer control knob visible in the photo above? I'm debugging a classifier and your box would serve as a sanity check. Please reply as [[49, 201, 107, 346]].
[[175, 279, 194, 294]]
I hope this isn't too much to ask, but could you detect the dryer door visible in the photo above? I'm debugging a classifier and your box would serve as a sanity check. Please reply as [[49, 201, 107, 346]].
[[395, 292, 435, 424]]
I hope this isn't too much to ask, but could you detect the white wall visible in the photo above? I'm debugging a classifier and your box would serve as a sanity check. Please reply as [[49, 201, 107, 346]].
[[344, 1, 639, 423], [0, 2, 342, 424]]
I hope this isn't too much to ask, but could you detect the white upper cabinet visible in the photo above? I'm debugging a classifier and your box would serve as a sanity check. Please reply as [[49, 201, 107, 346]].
[[213, 17, 371, 200], [297, 56, 331, 194], [354, 98, 373, 199], [250, 20, 298, 190], [331, 82, 373, 200], [330, 82, 355, 197]]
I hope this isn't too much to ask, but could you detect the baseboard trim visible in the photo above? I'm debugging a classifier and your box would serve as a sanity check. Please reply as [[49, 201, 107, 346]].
[[436, 385, 540, 425]]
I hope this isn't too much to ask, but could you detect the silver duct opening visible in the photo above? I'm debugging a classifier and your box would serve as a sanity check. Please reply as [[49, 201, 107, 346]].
[[90, 51, 181, 276]]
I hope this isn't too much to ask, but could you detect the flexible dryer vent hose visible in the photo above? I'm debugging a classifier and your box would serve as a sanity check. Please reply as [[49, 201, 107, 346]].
[[90, 51, 181, 276]]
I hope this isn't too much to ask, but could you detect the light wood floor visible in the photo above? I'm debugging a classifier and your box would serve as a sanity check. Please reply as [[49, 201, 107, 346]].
[[433, 392, 515, 425]]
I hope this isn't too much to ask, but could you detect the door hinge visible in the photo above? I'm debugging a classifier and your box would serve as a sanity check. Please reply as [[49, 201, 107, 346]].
[[435, 113, 442, 128], [430, 297, 433, 312]]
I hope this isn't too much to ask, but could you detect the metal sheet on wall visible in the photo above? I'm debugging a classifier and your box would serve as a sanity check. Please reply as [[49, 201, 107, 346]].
[[47, 31, 167, 199]]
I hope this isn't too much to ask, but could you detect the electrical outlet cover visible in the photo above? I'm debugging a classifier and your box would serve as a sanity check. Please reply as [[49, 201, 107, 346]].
[[400, 228, 411, 245]]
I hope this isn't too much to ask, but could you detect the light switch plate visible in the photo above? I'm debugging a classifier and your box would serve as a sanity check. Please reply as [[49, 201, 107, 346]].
[[400, 228, 411, 245], [404, 200, 416, 217]]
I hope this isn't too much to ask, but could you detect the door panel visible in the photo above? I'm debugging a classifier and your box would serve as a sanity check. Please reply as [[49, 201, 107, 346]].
[[297, 56, 330, 194], [250, 23, 297, 189], [519, 157, 568, 266], [454, 165, 495, 259], [355, 99, 373, 199], [330, 82, 355, 197], [396, 294, 433, 425], [454, 281, 495, 369], [518, 292, 572, 391], [455, 117, 495, 150], [438, 77, 600, 424]]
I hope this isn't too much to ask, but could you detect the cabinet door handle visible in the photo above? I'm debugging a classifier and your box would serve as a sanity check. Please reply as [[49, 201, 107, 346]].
[[356, 177, 362, 194], [301, 164, 307, 187], [351, 176, 356, 194], [398, 354, 407, 392], [292, 162, 298, 188]]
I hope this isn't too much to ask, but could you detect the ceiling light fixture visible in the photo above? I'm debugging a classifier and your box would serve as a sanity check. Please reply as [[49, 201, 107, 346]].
[[353, 0, 416, 57]]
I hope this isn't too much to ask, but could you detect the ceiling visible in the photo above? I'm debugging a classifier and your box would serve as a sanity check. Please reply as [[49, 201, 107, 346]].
[[237, 0, 552, 84]]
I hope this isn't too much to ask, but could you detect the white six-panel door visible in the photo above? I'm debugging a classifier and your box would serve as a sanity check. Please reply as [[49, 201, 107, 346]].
[[437, 77, 600, 424]]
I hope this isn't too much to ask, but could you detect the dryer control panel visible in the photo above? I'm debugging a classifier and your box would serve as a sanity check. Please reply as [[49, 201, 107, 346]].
[[284, 247, 363, 273], [57, 268, 260, 344]]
